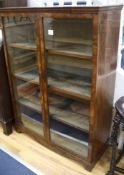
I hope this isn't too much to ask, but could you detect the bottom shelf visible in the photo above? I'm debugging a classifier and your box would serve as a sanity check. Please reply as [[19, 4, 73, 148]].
[[21, 105, 43, 136], [51, 131, 88, 157], [51, 119, 88, 157], [21, 113, 43, 136], [51, 120, 88, 145], [20, 107, 88, 157]]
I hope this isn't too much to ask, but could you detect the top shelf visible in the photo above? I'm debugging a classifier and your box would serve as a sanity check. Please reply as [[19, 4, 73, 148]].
[[5, 21, 34, 28]]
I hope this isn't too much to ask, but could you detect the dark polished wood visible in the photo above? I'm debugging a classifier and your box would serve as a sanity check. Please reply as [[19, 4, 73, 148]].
[[0, 44, 13, 135], [1, 6, 123, 170], [0, 6, 122, 14], [89, 8, 122, 163]]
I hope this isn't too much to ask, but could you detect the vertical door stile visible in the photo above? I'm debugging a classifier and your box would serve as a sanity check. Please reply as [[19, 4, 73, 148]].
[[88, 14, 98, 161], [35, 15, 50, 141]]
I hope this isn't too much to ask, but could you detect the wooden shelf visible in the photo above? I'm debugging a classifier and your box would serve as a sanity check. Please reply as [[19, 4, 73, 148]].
[[19, 84, 89, 142], [50, 107, 89, 132], [5, 21, 34, 28], [47, 48, 92, 60], [14, 66, 39, 85], [14, 74, 90, 101], [21, 103, 89, 146], [48, 76, 91, 101], [51, 119, 88, 146], [48, 54, 92, 69], [21, 113, 43, 136], [17, 75, 90, 101], [49, 85, 90, 101], [14, 66, 90, 100], [18, 93, 89, 132], [13, 52, 35, 64], [18, 83, 38, 97], [19, 98, 41, 113], [15, 75, 39, 85], [51, 129, 88, 147], [51, 127, 88, 147], [22, 113, 88, 157], [13, 56, 36, 73], [46, 38, 92, 46], [51, 130, 88, 157], [46, 44, 92, 59], [20, 89, 89, 155], [14, 64, 36, 73], [18, 82, 41, 112], [9, 42, 36, 51]]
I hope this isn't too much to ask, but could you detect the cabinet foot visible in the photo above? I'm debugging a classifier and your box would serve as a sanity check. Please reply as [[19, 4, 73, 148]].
[[1, 120, 13, 135], [14, 121, 23, 133]]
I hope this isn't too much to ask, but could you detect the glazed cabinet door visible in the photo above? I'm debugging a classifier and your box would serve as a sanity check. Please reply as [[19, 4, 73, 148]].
[[3, 16, 44, 136], [43, 17, 93, 157]]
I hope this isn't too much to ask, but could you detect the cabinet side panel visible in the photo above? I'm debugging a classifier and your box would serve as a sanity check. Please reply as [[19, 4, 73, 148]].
[[91, 10, 121, 161]]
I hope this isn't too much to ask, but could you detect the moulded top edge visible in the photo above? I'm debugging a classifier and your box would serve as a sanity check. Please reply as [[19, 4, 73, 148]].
[[0, 5, 123, 14]]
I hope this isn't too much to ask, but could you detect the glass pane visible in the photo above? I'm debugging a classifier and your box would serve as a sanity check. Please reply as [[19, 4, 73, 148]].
[[44, 18, 93, 57], [47, 54, 92, 98], [49, 93, 89, 157], [4, 16, 43, 136], [44, 18, 93, 157], [49, 93, 90, 131]]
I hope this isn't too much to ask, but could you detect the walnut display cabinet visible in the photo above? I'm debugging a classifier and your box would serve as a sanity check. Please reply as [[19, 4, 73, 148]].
[[1, 6, 123, 170]]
